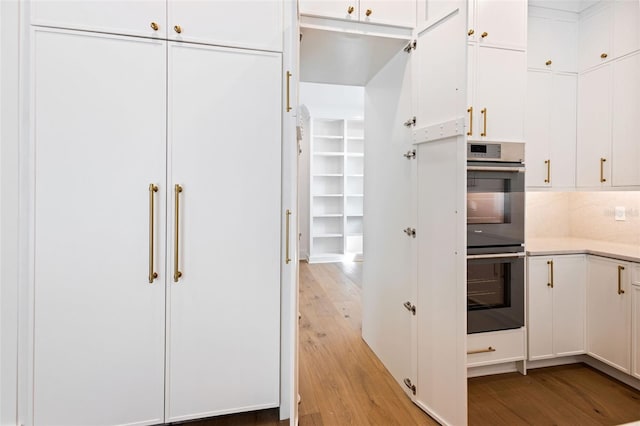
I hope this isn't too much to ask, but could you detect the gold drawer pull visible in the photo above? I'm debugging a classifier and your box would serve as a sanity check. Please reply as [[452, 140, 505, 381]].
[[467, 346, 496, 355], [481, 108, 487, 136], [618, 265, 625, 295], [148, 184, 159, 283], [600, 157, 607, 183], [467, 106, 473, 136], [547, 260, 554, 288], [174, 184, 183, 282], [285, 209, 292, 264]]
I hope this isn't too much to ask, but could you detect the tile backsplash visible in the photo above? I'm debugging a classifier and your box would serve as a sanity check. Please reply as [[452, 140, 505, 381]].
[[526, 191, 640, 246]]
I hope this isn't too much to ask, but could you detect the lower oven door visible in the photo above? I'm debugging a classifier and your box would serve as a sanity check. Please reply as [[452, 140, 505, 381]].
[[467, 252, 525, 334]]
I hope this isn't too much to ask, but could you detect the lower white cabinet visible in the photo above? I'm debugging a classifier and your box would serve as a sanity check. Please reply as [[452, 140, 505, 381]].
[[467, 328, 526, 367], [586, 256, 631, 373], [32, 28, 282, 425], [528, 255, 586, 360], [633, 283, 640, 380]]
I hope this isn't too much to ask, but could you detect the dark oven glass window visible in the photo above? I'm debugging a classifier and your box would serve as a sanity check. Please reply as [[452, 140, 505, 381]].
[[467, 262, 511, 310], [467, 177, 512, 225]]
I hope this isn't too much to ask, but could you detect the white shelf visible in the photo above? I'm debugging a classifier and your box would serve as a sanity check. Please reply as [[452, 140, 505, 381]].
[[346, 214, 363, 217], [346, 174, 364, 178], [346, 194, 364, 197], [314, 151, 344, 157], [346, 233, 363, 237]]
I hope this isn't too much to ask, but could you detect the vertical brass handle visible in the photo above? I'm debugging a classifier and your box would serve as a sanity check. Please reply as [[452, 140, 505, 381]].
[[286, 71, 292, 113], [618, 265, 625, 295], [174, 25, 182, 34], [547, 260, 554, 288], [174, 184, 183, 282], [150, 22, 159, 31], [467, 346, 496, 355], [544, 159, 551, 183], [149, 184, 159, 283], [347, 5, 354, 14], [286, 209, 292, 264], [365, 9, 372, 16], [481, 108, 487, 136], [467, 106, 473, 136], [600, 157, 607, 183], [481, 31, 488, 38]]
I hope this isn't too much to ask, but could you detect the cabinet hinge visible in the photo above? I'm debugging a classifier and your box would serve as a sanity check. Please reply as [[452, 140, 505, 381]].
[[403, 301, 416, 315], [403, 227, 416, 238], [403, 378, 417, 395], [404, 40, 417, 53], [403, 116, 416, 127], [403, 149, 416, 160]]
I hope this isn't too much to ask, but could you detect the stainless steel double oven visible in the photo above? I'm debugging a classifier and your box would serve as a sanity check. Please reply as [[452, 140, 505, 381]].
[[467, 142, 525, 334]]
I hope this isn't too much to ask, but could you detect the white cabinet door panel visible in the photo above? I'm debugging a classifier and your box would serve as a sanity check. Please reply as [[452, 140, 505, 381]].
[[359, 0, 416, 27], [167, 43, 281, 421], [527, 16, 551, 70], [528, 257, 554, 360], [33, 29, 166, 426], [31, 0, 166, 39], [579, 3, 612, 72], [551, 20, 578, 73], [299, 0, 358, 21], [613, 0, 640, 59], [476, 0, 526, 49], [612, 52, 640, 187], [168, 0, 283, 52], [549, 73, 577, 189], [525, 70, 551, 188], [553, 255, 586, 356]]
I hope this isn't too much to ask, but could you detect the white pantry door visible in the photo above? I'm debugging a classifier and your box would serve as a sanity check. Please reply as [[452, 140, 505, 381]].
[[167, 43, 282, 422], [33, 29, 166, 426]]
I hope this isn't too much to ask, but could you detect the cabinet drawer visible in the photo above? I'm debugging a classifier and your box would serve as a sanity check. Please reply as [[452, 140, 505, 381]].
[[632, 263, 640, 286], [467, 328, 526, 367]]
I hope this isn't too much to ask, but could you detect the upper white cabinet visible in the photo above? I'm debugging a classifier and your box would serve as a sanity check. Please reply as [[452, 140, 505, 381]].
[[613, 0, 640, 58], [299, 0, 416, 27], [468, 45, 526, 142], [528, 14, 578, 72], [468, 0, 527, 50], [31, 0, 283, 51], [526, 71, 577, 188], [587, 256, 631, 374], [528, 255, 586, 361]]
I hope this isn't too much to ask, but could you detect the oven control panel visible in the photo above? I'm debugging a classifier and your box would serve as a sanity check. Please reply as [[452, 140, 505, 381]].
[[467, 142, 524, 163], [468, 143, 501, 159]]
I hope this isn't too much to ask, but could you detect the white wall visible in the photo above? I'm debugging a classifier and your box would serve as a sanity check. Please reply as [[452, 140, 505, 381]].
[[297, 82, 364, 260], [1, 1, 21, 425]]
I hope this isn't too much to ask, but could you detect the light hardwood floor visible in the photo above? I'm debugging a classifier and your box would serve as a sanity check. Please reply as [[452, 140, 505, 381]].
[[183, 261, 640, 426]]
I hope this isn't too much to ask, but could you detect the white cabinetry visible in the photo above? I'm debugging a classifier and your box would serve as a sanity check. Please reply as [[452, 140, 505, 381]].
[[586, 256, 631, 374], [528, 14, 578, 73], [309, 117, 364, 263], [633, 279, 640, 380], [299, 0, 416, 27], [31, 0, 283, 52], [468, 0, 527, 50], [528, 255, 586, 360], [467, 328, 526, 367], [32, 24, 283, 426], [525, 71, 577, 188]]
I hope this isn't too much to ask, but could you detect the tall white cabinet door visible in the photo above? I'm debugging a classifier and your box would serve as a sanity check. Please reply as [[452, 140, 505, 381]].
[[578, 3, 612, 72], [612, 52, 640, 187], [587, 257, 631, 373], [613, 0, 640, 59], [476, 46, 526, 142], [525, 71, 551, 188], [577, 65, 611, 188], [553, 255, 586, 357], [549, 73, 577, 189], [33, 29, 166, 426], [475, 0, 527, 49], [167, 43, 281, 422], [31, 0, 166, 39], [527, 257, 554, 360], [167, 1, 283, 52]]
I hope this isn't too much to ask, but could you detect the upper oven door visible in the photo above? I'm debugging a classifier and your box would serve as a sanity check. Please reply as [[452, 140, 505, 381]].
[[467, 164, 525, 249]]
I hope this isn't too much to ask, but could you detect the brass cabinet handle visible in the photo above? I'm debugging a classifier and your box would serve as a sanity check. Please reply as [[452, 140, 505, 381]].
[[544, 159, 551, 183], [600, 157, 607, 183], [468, 29, 475, 36], [618, 265, 625, 295], [365, 9, 372, 16], [347, 5, 354, 14], [286, 71, 292, 113], [174, 184, 183, 282], [546, 60, 552, 66], [150, 22, 159, 31], [481, 31, 488, 38], [601, 53, 608, 59], [547, 260, 554, 288], [174, 25, 182, 34], [467, 106, 473, 136], [467, 346, 496, 355], [481, 108, 487, 136], [149, 184, 159, 283], [285, 209, 292, 264]]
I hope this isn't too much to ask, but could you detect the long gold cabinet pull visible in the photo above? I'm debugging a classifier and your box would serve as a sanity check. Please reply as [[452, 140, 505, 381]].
[[149, 184, 159, 283], [600, 157, 607, 183], [285, 209, 292, 264], [547, 260, 554, 288], [618, 265, 625, 295], [544, 159, 551, 184], [174, 184, 183, 282], [467, 346, 496, 355], [467, 106, 473, 136], [286, 71, 292, 113], [481, 108, 487, 137]]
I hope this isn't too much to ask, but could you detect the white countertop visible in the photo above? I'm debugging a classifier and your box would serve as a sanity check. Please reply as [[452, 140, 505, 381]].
[[526, 238, 640, 263]]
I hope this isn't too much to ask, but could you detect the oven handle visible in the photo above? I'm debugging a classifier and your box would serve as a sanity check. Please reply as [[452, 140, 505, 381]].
[[467, 166, 525, 173], [467, 252, 526, 260]]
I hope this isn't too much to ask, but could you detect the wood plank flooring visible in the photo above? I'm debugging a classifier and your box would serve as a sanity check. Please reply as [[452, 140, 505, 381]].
[[182, 261, 640, 426]]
